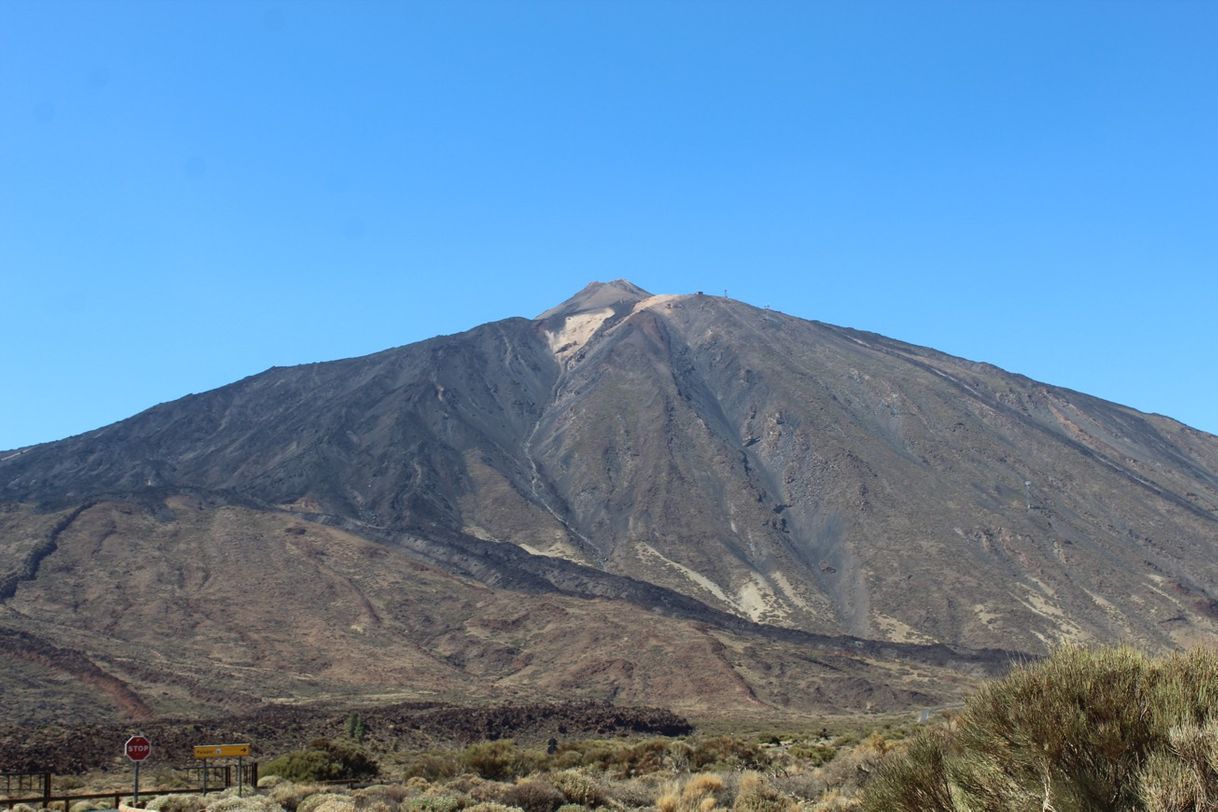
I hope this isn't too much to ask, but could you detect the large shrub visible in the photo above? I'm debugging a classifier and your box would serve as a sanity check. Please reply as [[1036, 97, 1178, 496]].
[[460, 741, 542, 782], [862, 646, 1218, 811], [263, 739, 379, 783]]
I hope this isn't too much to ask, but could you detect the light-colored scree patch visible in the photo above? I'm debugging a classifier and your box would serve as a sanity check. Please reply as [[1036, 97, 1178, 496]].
[[545, 307, 614, 362]]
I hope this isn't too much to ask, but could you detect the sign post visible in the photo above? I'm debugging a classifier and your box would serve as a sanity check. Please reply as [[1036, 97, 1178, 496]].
[[194, 744, 252, 797], [125, 735, 151, 805]]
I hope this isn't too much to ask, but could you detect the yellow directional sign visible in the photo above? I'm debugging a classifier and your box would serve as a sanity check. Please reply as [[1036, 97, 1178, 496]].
[[193, 743, 251, 759]]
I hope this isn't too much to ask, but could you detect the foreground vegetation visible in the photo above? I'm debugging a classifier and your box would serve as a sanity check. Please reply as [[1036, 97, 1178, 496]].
[[10, 647, 1218, 812], [863, 646, 1218, 811], [11, 726, 906, 812]]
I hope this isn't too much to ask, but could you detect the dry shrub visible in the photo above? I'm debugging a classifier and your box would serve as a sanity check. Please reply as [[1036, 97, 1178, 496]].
[[461, 742, 543, 783], [547, 770, 607, 809], [689, 738, 768, 772], [10, 804, 37, 812], [787, 742, 837, 768], [462, 778, 515, 806], [353, 800, 395, 812], [402, 795, 465, 812], [204, 797, 285, 812], [622, 739, 688, 776], [440, 775, 495, 799], [559, 738, 689, 777], [555, 806, 586, 812], [295, 792, 353, 812], [72, 802, 103, 812], [656, 785, 680, 812], [604, 774, 667, 809], [855, 731, 952, 812], [403, 753, 464, 782], [860, 646, 1218, 811], [684, 773, 725, 799], [1138, 750, 1205, 812], [498, 779, 564, 812], [816, 734, 892, 796], [353, 785, 412, 809], [770, 770, 824, 803], [732, 772, 796, 812], [146, 795, 207, 812], [463, 804, 523, 812], [310, 801, 355, 812], [809, 789, 861, 811], [270, 784, 330, 812], [258, 777, 286, 790], [657, 773, 726, 812]]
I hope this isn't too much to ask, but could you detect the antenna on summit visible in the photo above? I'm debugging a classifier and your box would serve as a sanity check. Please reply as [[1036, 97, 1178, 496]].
[[723, 288, 728, 298]]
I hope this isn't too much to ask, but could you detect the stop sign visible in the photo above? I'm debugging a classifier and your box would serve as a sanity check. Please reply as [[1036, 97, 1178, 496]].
[[125, 735, 151, 762]]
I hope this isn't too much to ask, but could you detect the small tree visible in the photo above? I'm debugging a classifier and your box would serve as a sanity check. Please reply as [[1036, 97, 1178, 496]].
[[346, 712, 366, 743]]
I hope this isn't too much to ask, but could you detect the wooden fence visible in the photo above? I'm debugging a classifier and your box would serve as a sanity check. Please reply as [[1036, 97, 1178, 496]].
[[0, 764, 258, 811]]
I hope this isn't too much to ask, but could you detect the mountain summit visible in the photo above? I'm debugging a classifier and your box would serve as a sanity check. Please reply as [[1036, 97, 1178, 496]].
[[2, 282, 1217, 723], [536, 279, 653, 319]]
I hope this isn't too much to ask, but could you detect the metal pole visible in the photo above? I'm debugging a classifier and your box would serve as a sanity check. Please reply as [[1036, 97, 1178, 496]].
[[202, 763, 208, 796], [134, 761, 140, 806], [238, 758, 244, 797]]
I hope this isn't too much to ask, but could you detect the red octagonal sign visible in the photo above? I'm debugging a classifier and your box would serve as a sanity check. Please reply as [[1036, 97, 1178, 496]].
[[125, 735, 151, 762]]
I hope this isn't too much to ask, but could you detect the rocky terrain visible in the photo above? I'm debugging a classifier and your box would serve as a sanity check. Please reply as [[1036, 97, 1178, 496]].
[[0, 699, 693, 773], [2, 280, 1216, 725]]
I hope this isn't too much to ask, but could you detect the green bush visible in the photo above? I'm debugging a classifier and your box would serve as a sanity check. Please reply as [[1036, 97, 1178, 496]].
[[263, 739, 379, 782], [546, 737, 691, 777], [789, 742, 837, 767], [861, 646, 1218, 811]]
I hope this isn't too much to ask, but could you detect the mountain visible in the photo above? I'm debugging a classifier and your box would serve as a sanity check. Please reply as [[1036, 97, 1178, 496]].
[[2, 280, 1216, 724]]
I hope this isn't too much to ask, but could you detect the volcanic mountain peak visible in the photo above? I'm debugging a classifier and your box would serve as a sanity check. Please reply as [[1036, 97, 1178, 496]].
[[536, 279, 652, 320], [4, 281, 1218, 725]]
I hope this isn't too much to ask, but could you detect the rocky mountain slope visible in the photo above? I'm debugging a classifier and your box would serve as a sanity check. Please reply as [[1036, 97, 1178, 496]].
[[2, 280, 1216, 723]]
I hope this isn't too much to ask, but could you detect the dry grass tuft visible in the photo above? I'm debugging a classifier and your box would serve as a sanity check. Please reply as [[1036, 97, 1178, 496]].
[[657, 772, 727, 812], [731, 772, 796, 812], [808, 789, 862, 811]]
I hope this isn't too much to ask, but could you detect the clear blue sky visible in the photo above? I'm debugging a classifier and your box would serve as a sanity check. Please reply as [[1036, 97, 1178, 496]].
[[2, 1, 1215, 450]]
